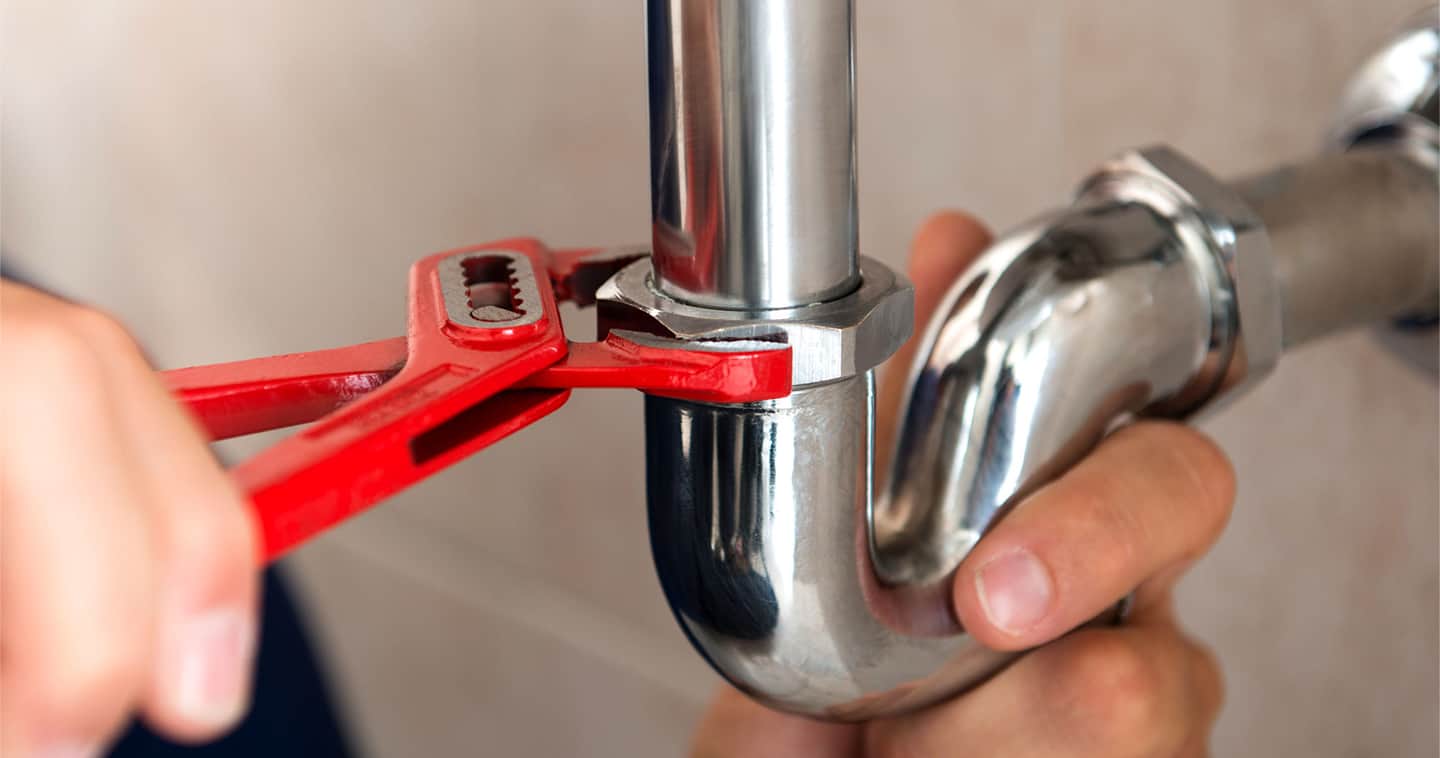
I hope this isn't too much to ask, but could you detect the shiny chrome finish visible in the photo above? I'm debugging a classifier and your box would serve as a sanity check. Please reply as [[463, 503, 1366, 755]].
[[633, 148, 1252, 719], [647, 375, 1036, 719], [1330, 12, 1439, 170], [879, 190, 1232, 589], [632, 145, 1295, 719], [628, 0, 927, 717], [598, 257, 912, 386], [625, 0, 1439, 724], [1085, 147, 1283, 401], [646, 0, 860, 309]]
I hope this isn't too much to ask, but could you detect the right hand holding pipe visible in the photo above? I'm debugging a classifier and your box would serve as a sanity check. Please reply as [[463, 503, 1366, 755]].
[[691, 211, 1235, 758]]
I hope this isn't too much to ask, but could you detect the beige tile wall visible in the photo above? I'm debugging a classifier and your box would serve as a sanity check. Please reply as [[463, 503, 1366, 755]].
[[4, 1, 1436, 756]]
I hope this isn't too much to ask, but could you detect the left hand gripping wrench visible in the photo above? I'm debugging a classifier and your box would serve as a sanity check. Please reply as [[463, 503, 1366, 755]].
[[162, 239, 792, 562]]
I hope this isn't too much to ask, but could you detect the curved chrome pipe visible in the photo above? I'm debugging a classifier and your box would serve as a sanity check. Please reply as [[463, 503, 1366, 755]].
[[877, 194, 1231, 589], [647, 375, 1025, 721], [624, 6, 1439, 721], [641, 147, 1271, 719]]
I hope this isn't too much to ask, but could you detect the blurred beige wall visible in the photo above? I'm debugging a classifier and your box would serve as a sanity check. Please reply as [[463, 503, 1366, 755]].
[[4, 1, 1436, 756]]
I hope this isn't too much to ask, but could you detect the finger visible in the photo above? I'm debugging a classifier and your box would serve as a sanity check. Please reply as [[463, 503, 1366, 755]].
[[1, 290, 161, 756], [877, 211, 992, 465], [865, 614, 1224, 758], [73, 305, 261, 741], [690, 686, 861, 758], [953, 421, 1236, 650], [1126, 595, 1225, 737]]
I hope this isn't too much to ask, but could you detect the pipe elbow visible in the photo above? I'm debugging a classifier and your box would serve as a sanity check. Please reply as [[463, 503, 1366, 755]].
[[877, 200, 1223, 587], [642, 184, 1237, 719]]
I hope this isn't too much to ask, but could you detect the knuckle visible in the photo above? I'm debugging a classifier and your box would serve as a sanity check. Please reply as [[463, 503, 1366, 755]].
[[5, 308, 97, 369], [1110, 422, 1236, 551], [1051, 634, 1167, 750], [62, 305, 141, 357], [1164, 427, 1236, 539], [3, 303, 136, 383], [165, 492, 257, 575], [29, 637, 148, 731], [1062, 474, 1147, 574]]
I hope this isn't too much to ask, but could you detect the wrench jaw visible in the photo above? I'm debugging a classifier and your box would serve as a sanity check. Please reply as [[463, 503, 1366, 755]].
[[518, 326, 793, 405], [600, 330, 793, 404], [547, 245, 652, 307]]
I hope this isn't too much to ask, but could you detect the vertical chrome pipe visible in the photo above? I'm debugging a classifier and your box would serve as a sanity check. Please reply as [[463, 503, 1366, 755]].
[[646, 0, 860, 310], [623, 0, 919, 719]]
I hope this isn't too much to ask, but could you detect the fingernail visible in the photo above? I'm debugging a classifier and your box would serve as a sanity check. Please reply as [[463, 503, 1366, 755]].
[[975, 548, 1054, 636], [33, 743, 99, 758], [171, 609, 255, 728]]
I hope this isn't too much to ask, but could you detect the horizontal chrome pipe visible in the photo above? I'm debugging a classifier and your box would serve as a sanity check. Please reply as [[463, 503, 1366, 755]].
[[1235, 148, 1439, 348], [646, 0, 860, 310]]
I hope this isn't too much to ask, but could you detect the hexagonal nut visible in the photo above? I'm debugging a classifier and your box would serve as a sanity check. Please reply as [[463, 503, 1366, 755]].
[[1081, 145, 1284, 402], [597, 257, 914, 387]]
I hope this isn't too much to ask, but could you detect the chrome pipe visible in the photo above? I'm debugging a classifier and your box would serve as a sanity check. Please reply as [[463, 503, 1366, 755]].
[[646, 0, 860, 310], [864, 21, 1440, 706], [613, 3, 1439, 724], [646, 375, 1018, 720], [645, 370, 1110, 720], [1234, 148, 1439, 348], [637, 146, 1268, 720], [627, 0, 924, 719], [878, 197, 1227, 589]]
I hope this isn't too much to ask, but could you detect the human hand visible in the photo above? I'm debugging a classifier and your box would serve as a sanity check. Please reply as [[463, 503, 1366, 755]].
[[690, 212, 1233, 758], [1, 281, 260, 756]]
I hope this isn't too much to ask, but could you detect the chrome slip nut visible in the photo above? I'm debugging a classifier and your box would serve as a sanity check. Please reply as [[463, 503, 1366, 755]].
[[597, 256, 914, 387], [1080, 146, 1285, 405]]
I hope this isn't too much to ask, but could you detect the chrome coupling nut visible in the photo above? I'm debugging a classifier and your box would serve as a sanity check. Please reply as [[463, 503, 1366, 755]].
[[598, 257, 914, 387], [1080, 146, 1285, 406]]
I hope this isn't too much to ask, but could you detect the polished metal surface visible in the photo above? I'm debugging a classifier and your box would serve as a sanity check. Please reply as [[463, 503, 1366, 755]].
[[880, 199, 1224, 588], [634, 147, 1256, 719], [629, 1, 1438, 724], [1085, 147, 1284, 404], [609, 329, 790, 356], [1330, 11, 1439, 169], [629, 0, 929, 716], [646, 376, 1027, 720], [598, 257, 912, 385], [1232, 148, 1439, 348], [646, 0, 860, 309], [879, 146, 1289, 601]]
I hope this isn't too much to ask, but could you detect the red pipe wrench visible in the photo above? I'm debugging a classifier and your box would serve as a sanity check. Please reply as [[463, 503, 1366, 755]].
[[163, 239, 791, 562]]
